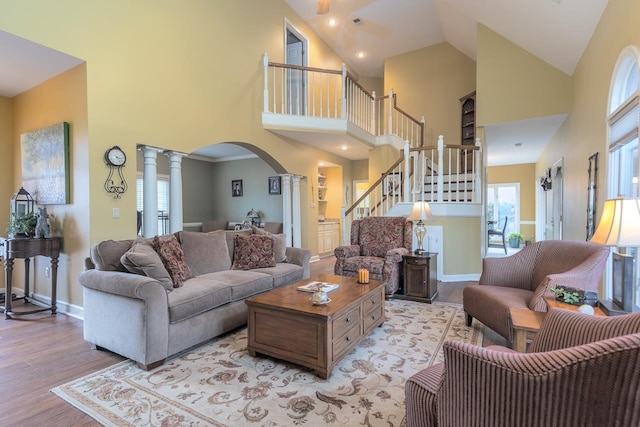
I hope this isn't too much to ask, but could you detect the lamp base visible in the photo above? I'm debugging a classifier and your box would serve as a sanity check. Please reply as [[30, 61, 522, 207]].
[[414, 248, 426, 255]]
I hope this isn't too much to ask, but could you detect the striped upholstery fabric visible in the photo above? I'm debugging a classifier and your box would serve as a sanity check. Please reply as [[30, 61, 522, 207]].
[[463, 240, 609, 342], [405, 309, 640, 427]]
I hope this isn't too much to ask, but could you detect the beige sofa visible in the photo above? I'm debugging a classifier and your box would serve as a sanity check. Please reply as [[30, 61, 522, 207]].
[[79, 227, 310, 370]]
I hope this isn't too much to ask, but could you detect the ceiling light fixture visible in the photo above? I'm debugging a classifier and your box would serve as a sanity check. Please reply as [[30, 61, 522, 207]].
[[329, 18, 336, 26], [341, 145, 348, 151], [357, 52, 365, 58]]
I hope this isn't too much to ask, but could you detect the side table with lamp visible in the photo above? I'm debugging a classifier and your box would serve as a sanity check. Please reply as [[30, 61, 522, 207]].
[[589, 196, 640, 315], [396, 201, 439, 303]]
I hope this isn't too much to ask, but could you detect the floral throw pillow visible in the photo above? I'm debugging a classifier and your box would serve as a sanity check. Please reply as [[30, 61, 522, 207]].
[[232, 234, 276, 270], [152, 235, 193, 287]]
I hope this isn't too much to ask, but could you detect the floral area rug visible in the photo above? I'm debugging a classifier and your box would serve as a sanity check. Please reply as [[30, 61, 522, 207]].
[[52, 300, 483, 426]]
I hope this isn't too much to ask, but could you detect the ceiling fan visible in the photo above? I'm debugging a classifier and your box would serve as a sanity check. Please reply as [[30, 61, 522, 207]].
[[317, 0, 331, 15]]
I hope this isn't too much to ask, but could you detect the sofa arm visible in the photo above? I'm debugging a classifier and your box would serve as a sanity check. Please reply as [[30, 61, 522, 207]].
[[285, 247, 311, 279], [79, 269, 170, 369], [79, 269, 169, 302], [386, 247, 409, 263]]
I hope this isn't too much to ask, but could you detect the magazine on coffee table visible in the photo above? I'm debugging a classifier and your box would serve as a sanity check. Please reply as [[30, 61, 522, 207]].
[[297, 281, 339, 293]]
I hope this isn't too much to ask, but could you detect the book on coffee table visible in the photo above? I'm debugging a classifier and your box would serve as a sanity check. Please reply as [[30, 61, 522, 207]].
[[297, 281, 339, 293]]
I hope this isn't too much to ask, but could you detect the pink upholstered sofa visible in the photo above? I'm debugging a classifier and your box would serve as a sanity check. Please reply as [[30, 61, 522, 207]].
[[405, 308, 640, 426], [334, 216, 412, 297]]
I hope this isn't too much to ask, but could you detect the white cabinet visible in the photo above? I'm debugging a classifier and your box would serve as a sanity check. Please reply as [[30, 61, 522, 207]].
[[318, 222, 340, 257]]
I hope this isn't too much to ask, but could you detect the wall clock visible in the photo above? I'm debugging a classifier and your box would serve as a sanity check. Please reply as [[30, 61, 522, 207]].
[[104, 146, 128, 198]]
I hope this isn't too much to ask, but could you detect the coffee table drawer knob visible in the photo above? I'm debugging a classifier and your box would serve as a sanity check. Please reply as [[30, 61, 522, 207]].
[[346, 336, 352, 341], [371, 315, 377, 320], [346, 317, 352, 322]]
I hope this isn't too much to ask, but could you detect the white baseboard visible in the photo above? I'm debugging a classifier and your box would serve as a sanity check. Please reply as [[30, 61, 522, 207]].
[[310, 255, 321, 263], [19, 291, 84, 320], [439, 273, 480, 282]]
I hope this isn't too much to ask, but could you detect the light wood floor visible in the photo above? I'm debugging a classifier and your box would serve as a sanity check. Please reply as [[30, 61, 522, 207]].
[[0, 256, 502, 426]]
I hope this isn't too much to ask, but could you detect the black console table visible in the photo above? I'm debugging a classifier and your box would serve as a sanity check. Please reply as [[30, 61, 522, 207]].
[[0, 237, 62, 319]]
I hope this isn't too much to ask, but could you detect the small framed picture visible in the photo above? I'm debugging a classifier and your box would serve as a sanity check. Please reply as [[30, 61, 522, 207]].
[[232, 179, 243, 197], [268, 176, 281, 195]]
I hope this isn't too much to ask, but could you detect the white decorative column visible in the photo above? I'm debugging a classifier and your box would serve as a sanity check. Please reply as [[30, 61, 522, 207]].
[[282, 174, 293, 246], [142, 146, 162, 237], [292, 175, 302, 248], [166, 151, 187, 233]]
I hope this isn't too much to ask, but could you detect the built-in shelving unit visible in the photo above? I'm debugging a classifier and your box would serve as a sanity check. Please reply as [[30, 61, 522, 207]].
[[460, 90, 476, 172], [318, 174, 328, 221]]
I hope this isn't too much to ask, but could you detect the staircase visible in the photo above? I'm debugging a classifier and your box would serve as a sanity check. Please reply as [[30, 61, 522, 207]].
[[260, 53, 483, 244]]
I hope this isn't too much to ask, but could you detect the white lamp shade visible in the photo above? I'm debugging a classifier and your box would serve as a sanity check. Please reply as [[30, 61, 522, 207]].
[[589, 197, 640, 247], [407, 201, 434, 221]]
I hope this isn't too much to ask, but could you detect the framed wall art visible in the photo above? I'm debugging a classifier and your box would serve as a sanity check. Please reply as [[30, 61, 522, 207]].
[[21, 122, 70, 204], [268, 176, 281, 195], [586, 152, 598, 240], [232, 179, 243, 197]]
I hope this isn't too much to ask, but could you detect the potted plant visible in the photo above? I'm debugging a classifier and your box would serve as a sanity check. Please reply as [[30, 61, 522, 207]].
[[549, 285, 585, 305], [6, 212, 37, 238], [506, 232, 522, 248]]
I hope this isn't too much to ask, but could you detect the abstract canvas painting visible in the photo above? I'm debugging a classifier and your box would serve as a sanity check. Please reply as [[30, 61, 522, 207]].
[[21, 122, 70, 204]]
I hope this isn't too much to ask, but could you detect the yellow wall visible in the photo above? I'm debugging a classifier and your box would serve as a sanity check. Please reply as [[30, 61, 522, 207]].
[[0, 97, 13, 228], [487, 164, 536, 242], [385, 42, 476, 145], [537, 0, 640, 242], [476, 25, 573, 127], [0, 1, 357, 309], [11, 63, 89, 307]]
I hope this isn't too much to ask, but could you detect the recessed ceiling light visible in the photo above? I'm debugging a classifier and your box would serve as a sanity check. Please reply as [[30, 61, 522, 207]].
[[357, 52, 365, 58], [341, 145, 348, 151], [329, 18, 336, 26]]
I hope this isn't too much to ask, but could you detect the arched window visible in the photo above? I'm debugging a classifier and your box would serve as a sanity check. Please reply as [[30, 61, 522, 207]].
[[605, 47, 640, 304]]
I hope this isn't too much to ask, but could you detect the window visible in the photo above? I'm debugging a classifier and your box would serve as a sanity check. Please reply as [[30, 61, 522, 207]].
[[136, 174, 170, 235], [606, 46, 640, 303], [487, 183, 520, 237]]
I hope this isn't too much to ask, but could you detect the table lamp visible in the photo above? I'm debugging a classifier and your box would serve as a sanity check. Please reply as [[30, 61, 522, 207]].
[[407, 201, 434, 254], [246, 208, 261, 227], [589, 196, 640, 314]]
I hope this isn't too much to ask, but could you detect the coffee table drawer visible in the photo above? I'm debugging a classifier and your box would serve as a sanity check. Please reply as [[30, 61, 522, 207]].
[[362, 287, 384, 310], [364, 303, 384, 332], [332, 322, 361, 360], [332, 306, 361, 340]]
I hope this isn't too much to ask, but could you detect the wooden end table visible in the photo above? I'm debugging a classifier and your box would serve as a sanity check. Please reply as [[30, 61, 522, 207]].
[[246, 274, 385, 379], [510, 296, 606, 352], [396, 253, 438, 303], [0, 237, 62, 319]]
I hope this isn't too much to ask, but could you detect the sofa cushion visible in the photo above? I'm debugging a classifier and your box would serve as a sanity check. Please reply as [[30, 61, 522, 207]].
[[179, 230, 231, 275], [152, 235, 194, 287], [252, 226, 287, 262], [232, 234, 276, 270], [198, 270, 273, 301], [253, 263, 304, 288], [91, 239, 134, 271], [167, 277, 232, 323], [225, 229, 253, 262], [120, 238, 174, 291]]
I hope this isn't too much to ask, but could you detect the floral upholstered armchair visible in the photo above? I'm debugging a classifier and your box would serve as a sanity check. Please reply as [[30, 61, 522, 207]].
[[334, 216, 412, 297]]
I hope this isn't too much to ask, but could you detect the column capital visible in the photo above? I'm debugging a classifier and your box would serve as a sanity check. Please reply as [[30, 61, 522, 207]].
[[163, 150, 189, 160]]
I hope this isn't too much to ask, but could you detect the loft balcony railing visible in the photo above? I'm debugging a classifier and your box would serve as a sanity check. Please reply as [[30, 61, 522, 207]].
[[262, 53, 424, 148]]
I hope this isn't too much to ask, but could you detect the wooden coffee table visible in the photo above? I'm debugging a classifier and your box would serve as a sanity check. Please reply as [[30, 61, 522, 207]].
[[246, 274, 385, 379]]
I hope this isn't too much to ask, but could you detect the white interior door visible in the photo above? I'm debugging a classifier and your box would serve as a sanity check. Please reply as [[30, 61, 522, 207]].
[[285, 27, 306, 115]]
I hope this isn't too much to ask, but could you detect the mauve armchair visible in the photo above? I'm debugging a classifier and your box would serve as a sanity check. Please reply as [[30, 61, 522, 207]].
[[463, 240, 610, 345], [405, 308, 640, 427], [334, 216, 412, 297]]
